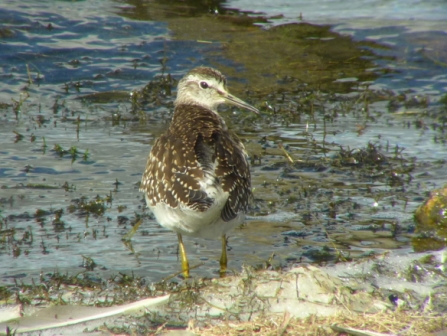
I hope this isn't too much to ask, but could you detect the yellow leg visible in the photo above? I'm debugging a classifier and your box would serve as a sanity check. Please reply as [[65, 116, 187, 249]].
[[177, 233, 190, 278], [220, 235, 227, 274]]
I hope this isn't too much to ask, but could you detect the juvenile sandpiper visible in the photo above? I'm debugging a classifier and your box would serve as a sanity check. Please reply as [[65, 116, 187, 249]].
[[140, 67, 258, 277]]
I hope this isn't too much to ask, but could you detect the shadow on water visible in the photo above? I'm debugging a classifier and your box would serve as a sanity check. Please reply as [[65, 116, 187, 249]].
[[0, 0, 446, 287]]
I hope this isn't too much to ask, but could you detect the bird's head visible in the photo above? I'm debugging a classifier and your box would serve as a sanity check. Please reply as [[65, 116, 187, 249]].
[[176, 67, 259, 114]]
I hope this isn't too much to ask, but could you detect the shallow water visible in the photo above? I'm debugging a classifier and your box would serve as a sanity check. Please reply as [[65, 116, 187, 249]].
[[1, 0, 446, 285]]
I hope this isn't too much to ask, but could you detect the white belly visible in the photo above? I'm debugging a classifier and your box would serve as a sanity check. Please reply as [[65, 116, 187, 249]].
[[145, 189, 244, 239]]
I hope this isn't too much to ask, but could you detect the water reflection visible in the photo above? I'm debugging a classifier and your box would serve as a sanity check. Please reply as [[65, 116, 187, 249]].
[[117, 0, 386, 94]]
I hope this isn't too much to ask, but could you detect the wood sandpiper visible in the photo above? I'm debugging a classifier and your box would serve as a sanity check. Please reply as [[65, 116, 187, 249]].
[[140, 67, 258, 277]]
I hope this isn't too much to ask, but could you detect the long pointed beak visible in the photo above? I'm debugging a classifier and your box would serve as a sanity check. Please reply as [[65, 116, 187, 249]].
[[224, 93, 259, 114]]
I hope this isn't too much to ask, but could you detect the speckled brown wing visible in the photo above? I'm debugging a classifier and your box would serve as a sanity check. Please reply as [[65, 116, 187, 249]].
[[215, 132, 251, 222], [140, 103, 251, 221], [141, 139, 218, 213], [141, 104, 218, 212]]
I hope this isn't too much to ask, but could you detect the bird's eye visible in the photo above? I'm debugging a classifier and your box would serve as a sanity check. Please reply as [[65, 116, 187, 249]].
[[200, 81, 209, 89]]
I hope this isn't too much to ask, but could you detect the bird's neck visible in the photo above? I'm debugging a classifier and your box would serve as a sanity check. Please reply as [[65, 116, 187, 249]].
[[171, 103, 228, 132]]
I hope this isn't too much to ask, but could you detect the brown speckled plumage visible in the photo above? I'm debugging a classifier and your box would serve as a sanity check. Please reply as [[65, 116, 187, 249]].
[[139, 66, 258, 276], [140, 103, 251, 221]]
